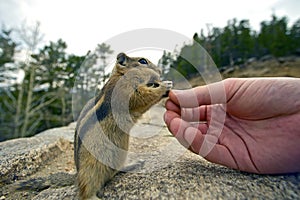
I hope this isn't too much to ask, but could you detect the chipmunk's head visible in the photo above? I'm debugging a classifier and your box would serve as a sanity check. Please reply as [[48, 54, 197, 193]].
[[129, 67, 171, 116], [111, 67, 172, 119], [113, 52, 161, 75]]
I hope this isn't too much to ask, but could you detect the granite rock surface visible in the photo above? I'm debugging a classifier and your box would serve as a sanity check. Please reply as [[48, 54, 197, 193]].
[[0, 105, 299, 199]]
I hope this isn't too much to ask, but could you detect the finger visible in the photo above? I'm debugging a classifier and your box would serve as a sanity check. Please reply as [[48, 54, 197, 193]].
[[164, 110, 208, 140], [183, 127, 217, 155], [181, 104, 227, 123], [165, 99, 181, 115], [166, 114, 237, 170], [183, 127, 238, 170], [164, 110, 180, 128], [169, 81, 227, 108], [164, 113, 191, 148], [181, 105, 210, 122], [190, 122, 208, 134]]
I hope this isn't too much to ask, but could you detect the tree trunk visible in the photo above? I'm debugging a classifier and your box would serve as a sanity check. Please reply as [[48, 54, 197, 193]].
[[13, 83, 24, 138], [20, 65, 35, 137]]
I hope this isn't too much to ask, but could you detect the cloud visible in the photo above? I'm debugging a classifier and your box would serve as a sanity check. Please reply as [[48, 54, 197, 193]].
[[274, 0, 300, 22], [1, 0, 299, 56], [0, 0, 21, 27], [0, 0, 38, 28]]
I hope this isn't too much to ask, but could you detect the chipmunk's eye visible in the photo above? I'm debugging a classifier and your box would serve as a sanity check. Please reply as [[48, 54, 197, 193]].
[[138, 58, 148, 65], [146, 83, 160, 88]]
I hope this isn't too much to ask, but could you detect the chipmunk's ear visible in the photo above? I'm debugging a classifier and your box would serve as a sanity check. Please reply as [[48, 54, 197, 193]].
[[117, 52, 128, 66]]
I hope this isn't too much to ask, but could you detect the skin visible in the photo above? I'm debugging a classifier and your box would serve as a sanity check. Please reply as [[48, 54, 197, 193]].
[[164, 78, 300, 174]]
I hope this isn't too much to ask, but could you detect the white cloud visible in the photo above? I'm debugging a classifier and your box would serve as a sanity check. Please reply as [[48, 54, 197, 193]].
[[1, 0, 299, 58]]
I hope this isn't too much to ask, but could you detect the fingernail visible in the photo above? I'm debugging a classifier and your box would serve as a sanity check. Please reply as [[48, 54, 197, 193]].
[[184, 127, 198, 145]]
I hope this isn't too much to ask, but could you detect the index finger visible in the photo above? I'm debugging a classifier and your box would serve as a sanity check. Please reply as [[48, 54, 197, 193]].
[[169, 81, 227, 108]]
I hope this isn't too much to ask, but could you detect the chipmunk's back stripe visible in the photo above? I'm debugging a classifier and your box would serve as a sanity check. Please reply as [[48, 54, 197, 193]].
[[75, 92, 111, 169], [95, 101, 110, 121], [78, 103, 110, 136]]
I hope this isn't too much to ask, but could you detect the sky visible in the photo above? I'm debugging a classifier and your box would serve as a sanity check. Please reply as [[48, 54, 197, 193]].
[[0, 0, 300, 63]]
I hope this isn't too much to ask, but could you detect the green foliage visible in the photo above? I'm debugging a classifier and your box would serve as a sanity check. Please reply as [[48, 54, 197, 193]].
[[258, 15, 290, 57], [289, 19, 300, 54], [0, 24, 113, 141], [0, 26, 86, 140], [29, 39, 84, 130], [165, 15, 300, 80], [0, 27, 18, 83]]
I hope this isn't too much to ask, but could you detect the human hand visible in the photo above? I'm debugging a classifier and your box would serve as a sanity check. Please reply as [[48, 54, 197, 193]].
[[164, 78, 300, 174]]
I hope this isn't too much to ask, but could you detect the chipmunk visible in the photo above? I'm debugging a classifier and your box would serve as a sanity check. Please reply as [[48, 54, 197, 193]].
[[74, 53, 172, 199]]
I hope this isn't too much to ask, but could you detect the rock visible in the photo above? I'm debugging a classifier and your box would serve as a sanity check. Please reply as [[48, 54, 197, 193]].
[[278, 56, 297, 64], [222, 67, 235, 75], [260, 55, 274, 62], [246, 57, 257, 64], [32, 186, 77, 200], [0, 123, 75, 199], [0, 106, 299, 199], [0, 123, 74, 184]]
